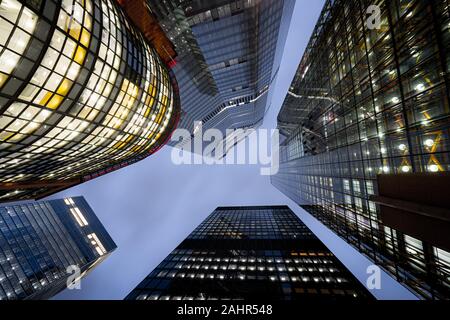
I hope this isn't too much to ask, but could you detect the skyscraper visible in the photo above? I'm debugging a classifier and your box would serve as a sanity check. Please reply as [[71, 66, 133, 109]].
[[0, 0, 180, 202], [125, 206, 372, 300], [272, 0, 450, 299], [146, 0, 293, 156], [0, 196, 116, 300]]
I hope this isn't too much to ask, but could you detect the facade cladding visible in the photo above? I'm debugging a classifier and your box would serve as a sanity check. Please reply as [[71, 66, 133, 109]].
[[0, 196, 116, 300], [146, 0, 288, 155], [271, 0, 450, 299], [125, 206, 372, 300], [0, 0, 180, 202]]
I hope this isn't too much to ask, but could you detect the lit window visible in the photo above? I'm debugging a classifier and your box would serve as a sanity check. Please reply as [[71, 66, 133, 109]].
[[343, 179, 350, 192], [87, 233, 107, 256], [352, 180, 360, 193], [366, 181, 374, 195], [69, 207, 88, 226]]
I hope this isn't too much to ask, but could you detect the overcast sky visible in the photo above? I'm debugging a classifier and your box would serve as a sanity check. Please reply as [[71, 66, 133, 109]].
[[53, 0, 417, 300]]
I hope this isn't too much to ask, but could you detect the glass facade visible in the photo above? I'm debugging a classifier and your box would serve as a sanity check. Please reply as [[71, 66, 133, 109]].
[[0, 0, 180, 202], [0, 196, 116, 300], [272, 0, 450, 299], [147, 0, 288, 154], [125, 206, 372, 300]]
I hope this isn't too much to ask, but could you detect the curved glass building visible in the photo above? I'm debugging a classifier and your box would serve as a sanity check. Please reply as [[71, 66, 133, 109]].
[[0, 0, 180, 201], [146, 0, 292, 157]]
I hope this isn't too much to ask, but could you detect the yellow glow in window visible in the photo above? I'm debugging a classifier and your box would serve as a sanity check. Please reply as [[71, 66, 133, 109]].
[[73, 46, 86, 65], [144, 107, 151, 118], [46, 94, 64, 110], [0, 132, 14, 141], [8, 133, 25, 142], [80, 28, 90, 47], [131, 145, 142, 152], [146, 96, 154, 110], [84, 14, 92, 30], [69, 21, 82, 40], [39, 91, 52, 106], [0, 73, 7, 88], [113, 134, 133, 150], [56, 79, 73, 96]]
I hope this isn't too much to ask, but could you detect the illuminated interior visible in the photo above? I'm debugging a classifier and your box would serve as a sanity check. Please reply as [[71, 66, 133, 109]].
[[0, 0, 178, 201], [273, 0, 450, 300], [0, 196, 116, 300], [87, 233, 107, 256], [126, 206, 371, 300]]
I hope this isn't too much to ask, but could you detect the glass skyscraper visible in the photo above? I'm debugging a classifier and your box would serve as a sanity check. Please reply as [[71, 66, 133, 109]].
[[0, 196, 116, 300], [125, 206, 372, 300], [146, 0, 292, 156], [272, 0, 450, 299], [0, 0, 180, 202]]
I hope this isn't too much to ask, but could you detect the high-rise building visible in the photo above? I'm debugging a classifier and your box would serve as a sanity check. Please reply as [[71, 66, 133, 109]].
[[146, 0, 293, 156], [0, 196, 116, 300], [0, 0, 180, 202], [272, 0, 450, 299], [125, 206, 372, 300]]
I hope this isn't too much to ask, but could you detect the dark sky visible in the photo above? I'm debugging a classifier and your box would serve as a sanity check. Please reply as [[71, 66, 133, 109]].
[[52, 0, 417, 300]]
